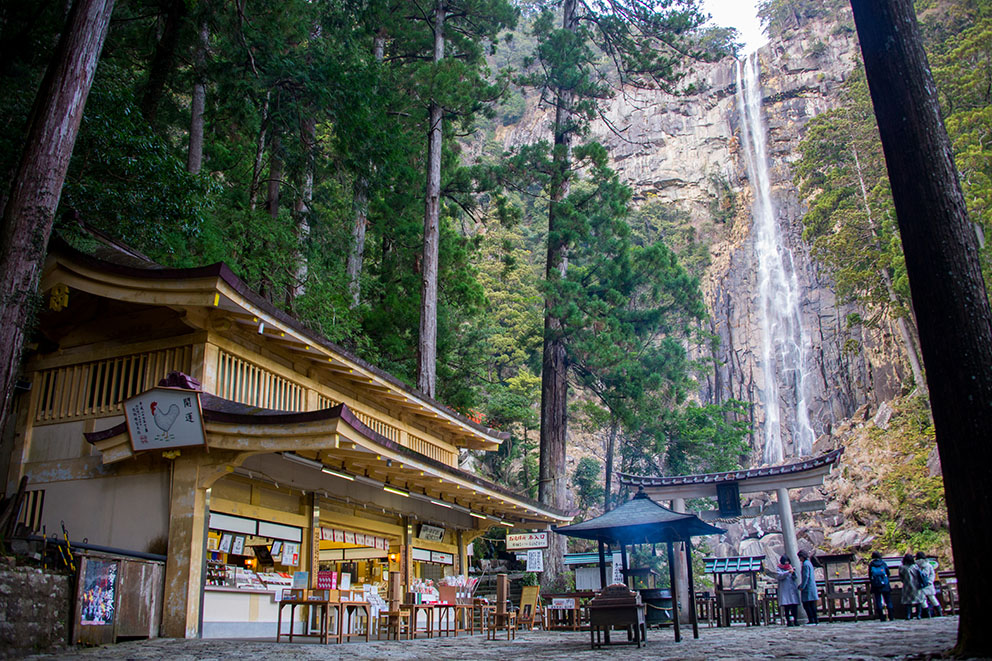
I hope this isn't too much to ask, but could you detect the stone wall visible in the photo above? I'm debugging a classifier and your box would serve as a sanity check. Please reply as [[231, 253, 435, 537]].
[[0, 562, 71, 658]]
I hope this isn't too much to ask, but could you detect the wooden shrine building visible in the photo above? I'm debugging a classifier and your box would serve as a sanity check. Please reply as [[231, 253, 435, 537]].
[[1, 236, 569, 638]]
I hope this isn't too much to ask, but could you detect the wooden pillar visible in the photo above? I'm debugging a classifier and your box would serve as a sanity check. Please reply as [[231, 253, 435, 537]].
[[496, 573, 508, 614], [457, 529, 467, 577], [620, 544, 629, 588], [671, 497, 691, 623], [401, 517, 414, 593], [685, 538, 699, 639], [309, 493, 320, 588], [597, 540, 607, 591], [162, 455, 211, 638], [666, 541, 681, 642]]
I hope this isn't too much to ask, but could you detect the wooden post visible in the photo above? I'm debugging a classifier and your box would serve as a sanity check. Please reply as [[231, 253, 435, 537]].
[[597, 540, 607, 590], [685, 538, 699, 639], [666, 541, 681, 643], [162, 455, 210, 638], [620, 544, 629, 588]]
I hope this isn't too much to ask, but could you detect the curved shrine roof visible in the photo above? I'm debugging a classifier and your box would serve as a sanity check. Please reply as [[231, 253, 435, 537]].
[[618, 448, 844, 493]]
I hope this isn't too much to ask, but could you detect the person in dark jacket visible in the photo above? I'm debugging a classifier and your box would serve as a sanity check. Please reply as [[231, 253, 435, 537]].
[[777, 555, 801, 626], [899, 552, 924, 619], [868, 551, 894, 621], [797, 550, 819, 625]]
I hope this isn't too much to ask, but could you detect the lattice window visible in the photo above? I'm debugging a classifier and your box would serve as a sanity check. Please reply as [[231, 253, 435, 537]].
[[34, 346, 193, 424], [316, 394, 340, 409], [216, 350, 306, 412]]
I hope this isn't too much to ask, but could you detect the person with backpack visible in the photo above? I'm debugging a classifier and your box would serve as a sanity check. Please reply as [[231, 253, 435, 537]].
[[915, 552, 940, 617], [899, 553, 924, 619], [868, 551, 894, 621]]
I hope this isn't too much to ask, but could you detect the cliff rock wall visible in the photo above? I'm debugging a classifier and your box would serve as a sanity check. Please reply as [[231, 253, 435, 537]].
[[493, 9, 912, 466]]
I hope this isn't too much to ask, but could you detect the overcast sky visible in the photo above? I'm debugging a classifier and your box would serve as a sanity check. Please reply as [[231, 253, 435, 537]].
[[701, 0, 768, 53]]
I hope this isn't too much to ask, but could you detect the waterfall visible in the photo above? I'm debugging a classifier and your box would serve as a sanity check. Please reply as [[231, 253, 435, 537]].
[[735, 53, 815, 464]]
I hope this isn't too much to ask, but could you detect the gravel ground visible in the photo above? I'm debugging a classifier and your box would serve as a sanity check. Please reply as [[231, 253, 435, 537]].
[[23, 615, 975, 660]]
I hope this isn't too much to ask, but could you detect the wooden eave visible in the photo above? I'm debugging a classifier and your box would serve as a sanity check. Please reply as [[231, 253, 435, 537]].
[[85, 399, 568, 527], [41, 239, 506, 452]]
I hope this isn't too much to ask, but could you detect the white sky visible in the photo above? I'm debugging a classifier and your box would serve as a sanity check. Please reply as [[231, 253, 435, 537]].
[[701, 0, 768, 54]]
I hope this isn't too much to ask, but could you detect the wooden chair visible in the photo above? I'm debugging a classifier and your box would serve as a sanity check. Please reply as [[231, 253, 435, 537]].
[[517, 585, 543, 630], [486, 574, 516, 640]]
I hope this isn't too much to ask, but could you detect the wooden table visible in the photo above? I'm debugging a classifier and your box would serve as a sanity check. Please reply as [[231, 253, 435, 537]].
[[434, 602, 473, 636], [339, 601, 372, 643], [404, 603, 436, 639], [276, 599, 340, 644], [546, 598, 582, 631]]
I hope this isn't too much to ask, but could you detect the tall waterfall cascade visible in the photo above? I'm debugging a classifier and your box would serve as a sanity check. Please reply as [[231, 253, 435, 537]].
[[735, 53, 816, 464]]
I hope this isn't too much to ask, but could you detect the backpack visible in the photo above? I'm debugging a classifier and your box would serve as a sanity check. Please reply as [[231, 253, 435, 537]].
[[917, 563, 932, 589], [869, 562, 890, 590]]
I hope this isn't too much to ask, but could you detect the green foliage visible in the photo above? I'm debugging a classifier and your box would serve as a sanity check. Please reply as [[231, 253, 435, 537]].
[[756, 0, 849, 39], [573, 457, 604, 511]]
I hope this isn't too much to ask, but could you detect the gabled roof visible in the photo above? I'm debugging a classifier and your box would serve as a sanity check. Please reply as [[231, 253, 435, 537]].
[[85, 387, 568, 526], [618, 448, 844, 499], [43, 236, 508, 450], [553, 490, 725, 544]]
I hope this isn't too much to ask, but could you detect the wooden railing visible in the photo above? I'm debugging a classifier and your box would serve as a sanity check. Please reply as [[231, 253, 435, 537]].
[[409, 434, 457, 466], [352, 410, 400, 444], [34, 345, 193, 424], [216, 350, 306, 412]]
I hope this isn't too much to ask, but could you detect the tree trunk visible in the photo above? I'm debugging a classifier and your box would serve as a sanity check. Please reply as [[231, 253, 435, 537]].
[[346, 30, 385, 310], [417, 0, 444, 399], [140, 0, 187, 126], [851, 0, 992, 655], [186, 18, 208, 175], [266, 134, 282, 220], [290, 116, 316, 303], [603, 417, 619, 512], [539, 0, 578, 590], [0, 0, 115, 441], [248, 92, 270, 212]]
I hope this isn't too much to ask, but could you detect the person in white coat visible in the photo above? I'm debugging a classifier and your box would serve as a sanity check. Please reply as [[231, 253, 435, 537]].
[[915, 552, 940, 617]]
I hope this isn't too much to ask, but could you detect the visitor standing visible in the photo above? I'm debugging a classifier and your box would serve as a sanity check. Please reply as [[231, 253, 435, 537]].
[[797, 550, 819, 625], [915, 552, 940, 617], [899, 553, 924, 619], [868, 551, 894, 621], [777, 555, 800, 626]]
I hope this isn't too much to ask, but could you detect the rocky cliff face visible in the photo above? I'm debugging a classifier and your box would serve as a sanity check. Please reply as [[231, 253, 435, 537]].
[[494, 9, 913, 467]]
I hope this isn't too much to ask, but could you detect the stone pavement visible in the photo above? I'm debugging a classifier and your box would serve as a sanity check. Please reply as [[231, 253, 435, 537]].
[[26, 616, 972, 660]]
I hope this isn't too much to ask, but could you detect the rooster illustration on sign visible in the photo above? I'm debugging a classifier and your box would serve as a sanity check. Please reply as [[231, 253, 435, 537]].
[[150, 401, 181, 433]]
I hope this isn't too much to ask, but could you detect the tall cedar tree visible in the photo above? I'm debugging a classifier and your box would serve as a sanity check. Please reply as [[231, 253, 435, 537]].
[[416, 0, 518, 398], [0, 0, 115, 444], [517, 0, 707, 584], [850, 0, 992, 655]]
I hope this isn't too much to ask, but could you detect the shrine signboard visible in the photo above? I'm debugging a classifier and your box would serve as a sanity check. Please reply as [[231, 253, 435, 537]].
[[125, 388, 205, 452]]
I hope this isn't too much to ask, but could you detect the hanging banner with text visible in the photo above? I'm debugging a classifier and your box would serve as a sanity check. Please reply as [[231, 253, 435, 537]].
[[506, 532, 549, 550], [526, 549, 544, 572]]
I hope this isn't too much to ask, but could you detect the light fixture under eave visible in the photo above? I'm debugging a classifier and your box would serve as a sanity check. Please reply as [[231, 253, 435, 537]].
[[383, 485, 410, 498], [430, 499, 452, 509], [282, 452, 323, 471], [498, 521, 513, 528], [321, 467, 354, 481], [469, 512, 487, 520]]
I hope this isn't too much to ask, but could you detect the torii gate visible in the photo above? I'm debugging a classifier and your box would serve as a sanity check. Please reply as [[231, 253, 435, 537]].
[[618, 448, 844, 622]]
